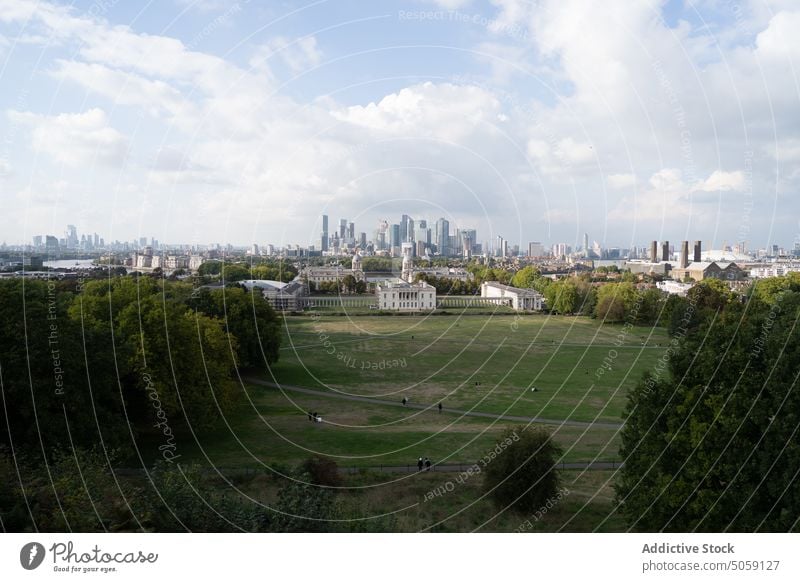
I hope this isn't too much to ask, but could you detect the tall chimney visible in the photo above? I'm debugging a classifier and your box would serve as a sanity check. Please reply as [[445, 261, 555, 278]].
[[651, 240, 659, 263], [680, 241, 689, 268], [662, 241, 670, 262], [693, 240, 702, 263]]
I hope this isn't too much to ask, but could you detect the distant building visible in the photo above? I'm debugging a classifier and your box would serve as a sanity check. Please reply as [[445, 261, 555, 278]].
[[240, 279, 307, 311], [749, 264, 800, 279], [671, 261, 746, 282], [657, 280, 694, 296], [376, 280, 436, 311], [480, 281, 544, 311], [304, 256, 365, 285], [189, 255, 205, 271]]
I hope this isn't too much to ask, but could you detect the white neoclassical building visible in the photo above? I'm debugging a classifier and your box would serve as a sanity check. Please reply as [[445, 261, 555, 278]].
[[376, 280, 437, 311], [480, 281, 544, 311]]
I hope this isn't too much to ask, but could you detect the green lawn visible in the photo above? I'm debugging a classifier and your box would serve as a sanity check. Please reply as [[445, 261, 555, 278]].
[[174, 313, 665, 470], [271, 312, 669, 422], [182, 387, 623, 468], [167, 313, 660, 531]]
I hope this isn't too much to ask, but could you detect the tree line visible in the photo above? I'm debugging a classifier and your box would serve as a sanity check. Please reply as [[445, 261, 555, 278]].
[[617, 272, 800, 531]]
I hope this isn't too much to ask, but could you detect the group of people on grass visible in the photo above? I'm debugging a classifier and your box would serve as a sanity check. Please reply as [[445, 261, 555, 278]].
[[417, 457, 432, 471]]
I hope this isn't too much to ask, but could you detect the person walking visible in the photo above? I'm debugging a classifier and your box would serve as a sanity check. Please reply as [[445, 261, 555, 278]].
[[402, 396, 408, 406], [438, 402, 442, 414], [417, 457, 424, 471], [424, 457, 431, 471]]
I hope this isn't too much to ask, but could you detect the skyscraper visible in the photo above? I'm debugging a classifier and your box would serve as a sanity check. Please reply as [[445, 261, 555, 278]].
[[339, 218, 347, 240], [390, 223, 401, 254], [435, 218, 449, 256], [321, 215, 329, 251]]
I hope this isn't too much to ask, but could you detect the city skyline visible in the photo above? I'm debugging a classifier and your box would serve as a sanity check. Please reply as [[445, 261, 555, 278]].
[[0, 1, 798, 248], [11, 217, 800, 261]]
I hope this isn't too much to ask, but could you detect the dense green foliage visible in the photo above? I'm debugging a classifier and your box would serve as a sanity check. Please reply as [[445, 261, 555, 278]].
[[0, 277, 281, 453], [482, 426, 562, 513], [617, 291, 800, 531]]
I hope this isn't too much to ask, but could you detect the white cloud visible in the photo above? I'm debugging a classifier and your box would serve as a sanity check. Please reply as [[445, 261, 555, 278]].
[[0, 159, 11, 177], [756, 11, 800, 60], [333, 82, 501, 141], [607, 173, 636, 189], [9, 108, 128, 167], [51, 60, 188, 117], [694, 170, 745, 192], [251, 36, 323, 75]]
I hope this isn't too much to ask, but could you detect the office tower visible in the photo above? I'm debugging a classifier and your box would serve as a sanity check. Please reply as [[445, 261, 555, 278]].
[[435, 218, 449, 256], [495, 235, 505, 257], [348, 222, 355, 241], [416, 224, 430, 246], [693, 240, 701, 262], [359, 232, 367, 249], [321, 215, 329, 252], [528, 242, 543, 257], [65, 224, 78, 248], [662, 241, 670, 262], [339, 218, 347, 240], [400, 214, 410, 243], [416, 240, 426, 257], [406, 217, 415, 243], [32, 235, 42, 248], [650, 241, 659, 262], [680, 241, 689, 268], [460, 229, 476, 259], [390, 224, 401, 253]]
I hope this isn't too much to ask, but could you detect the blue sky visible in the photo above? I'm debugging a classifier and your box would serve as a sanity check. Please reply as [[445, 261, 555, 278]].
[[1, 0, 799, 251]]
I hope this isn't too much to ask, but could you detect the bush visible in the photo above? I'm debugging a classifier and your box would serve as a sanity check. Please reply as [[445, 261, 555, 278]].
[[301, 456, 342, 487], [482, 426, 562, 513]]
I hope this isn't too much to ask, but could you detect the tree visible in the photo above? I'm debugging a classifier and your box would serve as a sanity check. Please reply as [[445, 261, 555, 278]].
[[616, 294, 800, 531], [341, 274, 357, 295], [544, 280, 579, 314], [594, 282, 638, 322], [750, 272, 800, 305], [189, 286, 281, 368], [511, 266, 541, 289], [482, 426, 562, 513]]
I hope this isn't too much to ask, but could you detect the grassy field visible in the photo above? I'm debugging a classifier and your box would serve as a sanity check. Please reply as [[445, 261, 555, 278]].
[[184, 387, 623, 468], [271, 312, 669, 422], [176, 313, 666, 470], [167, 312, 665, 531]]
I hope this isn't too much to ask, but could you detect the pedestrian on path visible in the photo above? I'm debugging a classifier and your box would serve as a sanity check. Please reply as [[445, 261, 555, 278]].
[[402, 396, 408, 406], [417, 457, 424, 471], [424, 458, 431, 471], [438, 402, 442, 414]]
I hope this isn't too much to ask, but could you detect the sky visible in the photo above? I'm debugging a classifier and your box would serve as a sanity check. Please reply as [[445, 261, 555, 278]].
[[0, 0, 799, 251]]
